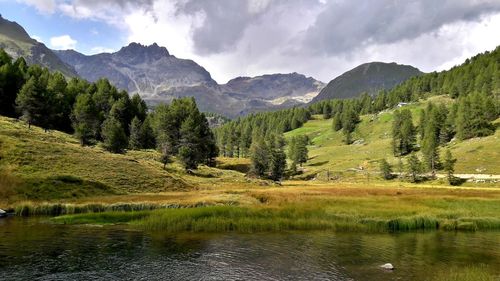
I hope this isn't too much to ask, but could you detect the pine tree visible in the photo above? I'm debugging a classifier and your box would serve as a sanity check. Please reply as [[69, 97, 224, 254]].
[[443, 149, 457, 185], [406, 153, 422, 183], [249, 139, 269, 177], [269, 145, 286, 181], [294, 136, 309, 166], [72, 93, 99, 145], [109, 96, 132, 134], [421, 120, 440, 175], [140, 116, 156, 149], [322, 103, 332, 119], [392, 109, 416, 156], [341, 104, 359, 144], [380, 159, 393, 180], [178, 114, 201, 170], [15, 76, 53, 129], [332, 112, 342, 131], [101, 116, 128, 153], [128, 116, 142, 150]]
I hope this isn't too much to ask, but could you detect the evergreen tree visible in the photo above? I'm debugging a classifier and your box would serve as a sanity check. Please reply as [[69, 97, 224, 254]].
[[341, 103, 360, 144], [332, 112, 342, 131], [291, 135, 309, 166], [72, 93, 99, 145], [0, 51, 25, 117], [140, 116, 156, 149], [456, 93, 495, 139], [443, 149, 457, 185], [249, 139, 269, 177], [380, 159, 393, 180], [421, 119, 440, 175], [406, 153, 422, 183], [101, 116, 128, 153], [322, 103, 332, 119], [15, 76, 53, 129], [128, 116, 142, 150], [392, 109, 416, 156], [109, 96, 132, 134], [178, 114, 201, 170], [269, 138, 287, 181]]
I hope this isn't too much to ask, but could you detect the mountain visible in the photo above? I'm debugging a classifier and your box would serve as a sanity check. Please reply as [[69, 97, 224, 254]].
[[223, 73, 324, 104], [0, 15, 77, 77], [54, 43, 216, 94], [311, 62, 422, 103], [55, 43, 324, 117]]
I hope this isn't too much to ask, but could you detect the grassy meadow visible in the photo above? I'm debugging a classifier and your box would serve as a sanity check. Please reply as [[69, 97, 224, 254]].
[[285, 95, 500, 177], [1, 99, 500, 235]]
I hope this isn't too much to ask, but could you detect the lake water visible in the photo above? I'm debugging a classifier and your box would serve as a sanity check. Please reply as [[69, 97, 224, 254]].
[[0, 217, 499, 280]]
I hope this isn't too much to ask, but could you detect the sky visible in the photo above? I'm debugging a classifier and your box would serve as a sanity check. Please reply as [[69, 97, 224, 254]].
[[1, 0, 500, 84]]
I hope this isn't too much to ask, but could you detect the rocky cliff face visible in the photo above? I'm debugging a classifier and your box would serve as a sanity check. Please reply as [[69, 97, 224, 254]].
[[55, 43, 216, 95]]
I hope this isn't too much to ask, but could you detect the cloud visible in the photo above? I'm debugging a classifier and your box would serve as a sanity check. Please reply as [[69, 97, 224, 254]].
[[90, 46, 115, 54], [20, 0, 155, 26], [18, 0, 56, 14], [18, 0, 500, 83], [298, 0, 500, 56], [50, 35, 77, 49], [31, 35, 43, 43]]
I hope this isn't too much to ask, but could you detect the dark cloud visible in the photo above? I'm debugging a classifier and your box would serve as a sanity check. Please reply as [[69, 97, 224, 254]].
[[175, 0, 316, 55], [175, 0, 259, 54], [301, 0, 500, 55]]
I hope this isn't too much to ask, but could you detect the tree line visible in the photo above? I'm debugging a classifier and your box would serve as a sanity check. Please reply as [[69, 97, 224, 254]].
[[0, 49, 217, 170], [217, 46, 499, 182]]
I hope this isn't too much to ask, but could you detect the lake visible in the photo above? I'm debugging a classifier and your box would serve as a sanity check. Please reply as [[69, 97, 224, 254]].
[[0, 217, 499, 280]]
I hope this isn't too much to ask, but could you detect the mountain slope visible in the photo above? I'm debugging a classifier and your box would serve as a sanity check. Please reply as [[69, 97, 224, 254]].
[[312, 62, 422, 102], [54, 43, 216, 94], [224, 73, 324, 104], [0, 115, 262, 201], [285, 96, 500, 178], [55, 44, 324, 117], [0, 15, 77, 77]]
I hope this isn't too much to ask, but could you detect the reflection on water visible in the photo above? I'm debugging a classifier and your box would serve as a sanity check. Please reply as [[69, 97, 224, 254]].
[[0, 217, 499, 280]]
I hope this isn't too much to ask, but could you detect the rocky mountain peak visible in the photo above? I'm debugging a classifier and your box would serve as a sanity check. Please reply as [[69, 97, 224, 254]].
[[115, 42, 170, 63]]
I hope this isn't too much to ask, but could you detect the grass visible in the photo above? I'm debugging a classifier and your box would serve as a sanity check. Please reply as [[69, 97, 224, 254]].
[[284, 95, 500, 177], [49, 182, 500, 233], [0, 116, 263, 203], [52, 202, 500, 233]]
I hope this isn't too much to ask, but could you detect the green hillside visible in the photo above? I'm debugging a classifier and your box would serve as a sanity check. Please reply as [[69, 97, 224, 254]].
[[285, 95, 500, 177], [0, 116, 257, 203]]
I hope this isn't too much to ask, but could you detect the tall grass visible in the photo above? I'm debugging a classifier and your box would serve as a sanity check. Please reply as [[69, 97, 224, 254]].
[[14, 202, 184, 216], [0, 165, 20, 202], [53, 205, 500, 232]]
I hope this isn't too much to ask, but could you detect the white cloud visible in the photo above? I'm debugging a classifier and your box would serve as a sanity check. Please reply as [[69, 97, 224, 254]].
[[30, 35, 43, 43], [18, 0, 56, 14], [50, 35, 77, 50], [90, 46, 115, 54], [20, 0, 500, 83]]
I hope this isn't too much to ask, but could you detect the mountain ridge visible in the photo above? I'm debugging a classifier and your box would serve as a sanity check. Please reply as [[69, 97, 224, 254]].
[[0, 14, 78, 77], [312, 62, 423, 103], [55, 43, 325, 117]]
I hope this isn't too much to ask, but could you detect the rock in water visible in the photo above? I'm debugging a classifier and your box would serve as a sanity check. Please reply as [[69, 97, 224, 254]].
[[380, 263, 395, 270], [0, 209, 6, 217]]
